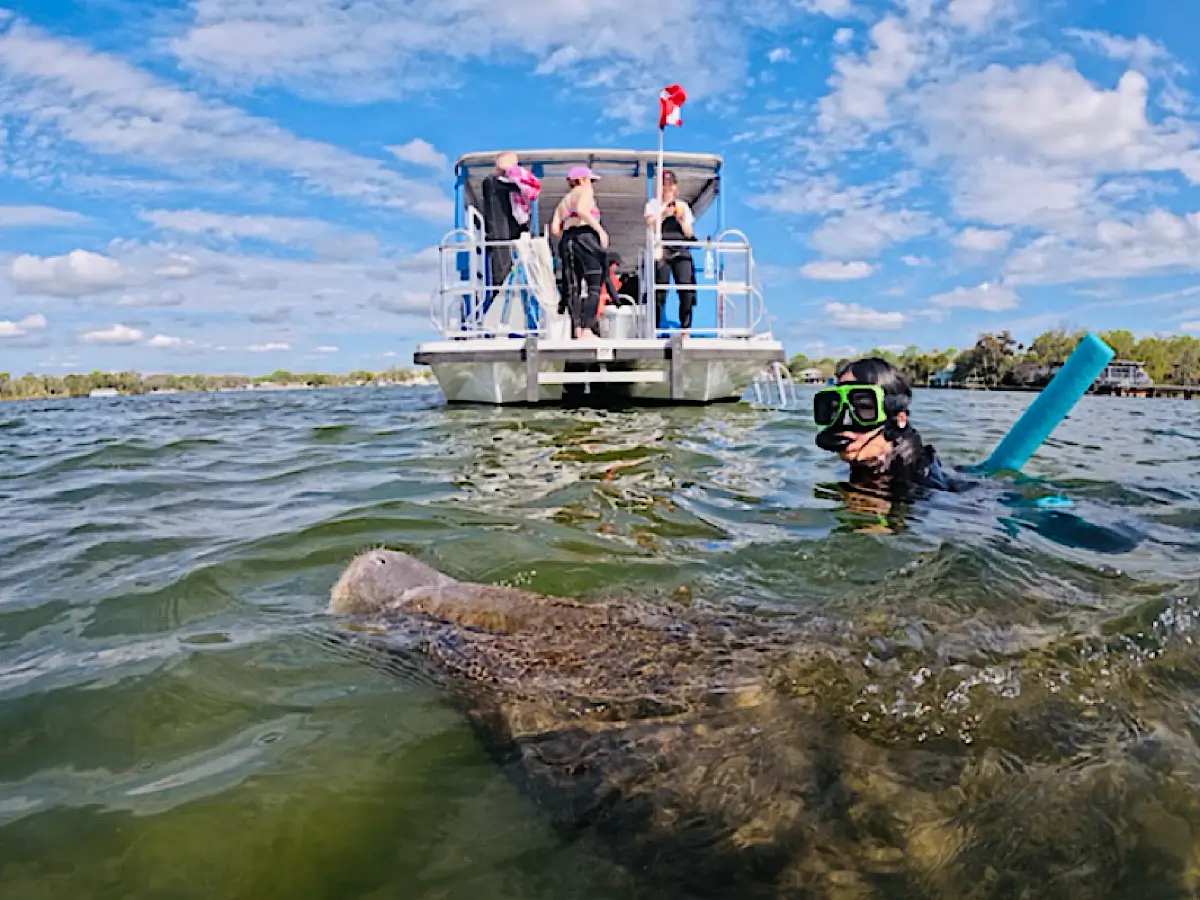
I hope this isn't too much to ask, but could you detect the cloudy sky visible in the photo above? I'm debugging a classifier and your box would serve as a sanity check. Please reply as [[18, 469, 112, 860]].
[[1, 0, 1198, 374]]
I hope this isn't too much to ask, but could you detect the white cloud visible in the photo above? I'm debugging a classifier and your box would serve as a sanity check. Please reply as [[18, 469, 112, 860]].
[[165, 0, 757, 125], [1182, 321, 1200, 334], [824, 301, 906, 330], [900, 255, 931, 266], [0, 16, 451, 219], [793, 8, 1200, 289], [1066, 29, 1172, 73], [812, 207, 934, 257], [1004, 208, 1200, 285], [918, 65, 1200, 234], [949, 157, 1095, 228], [833, 28, 854, 47], [386, 139, 448, 171], [534, 46, 582, 76], [0, 313, 47, 337], [929, 282, 1019, 310], [316, 345, 338, 353], [146, 334, 184, 348], [116, 292, 186, 308], [82, 324, 143, 344], [0, 205, 87, 228], [800, 260, 875, 280], [140, 209, 340, 246], [946, 0, 1007, 34], [801, 0, 855, 18], [249, 342, 289, 352], [370, 290, 430, 316], [951, 227, 1012, 252], [818, 14, 923, 131], [921, 65, 1195, 173], [11, 249, 128, 297]]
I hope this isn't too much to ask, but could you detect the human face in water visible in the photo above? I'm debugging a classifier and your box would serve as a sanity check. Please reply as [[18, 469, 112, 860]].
[[833, 370, 907, 465]]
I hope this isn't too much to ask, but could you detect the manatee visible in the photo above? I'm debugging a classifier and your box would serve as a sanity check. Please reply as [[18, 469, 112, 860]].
[[327, 548, 1200, 899]]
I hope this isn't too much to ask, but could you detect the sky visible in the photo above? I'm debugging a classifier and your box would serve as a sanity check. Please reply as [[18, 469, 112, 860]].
[[1, 0, 1199, 375]]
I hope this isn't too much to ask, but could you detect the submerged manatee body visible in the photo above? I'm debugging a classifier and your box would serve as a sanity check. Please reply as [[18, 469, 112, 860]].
[[328, 548, 1200, 899]]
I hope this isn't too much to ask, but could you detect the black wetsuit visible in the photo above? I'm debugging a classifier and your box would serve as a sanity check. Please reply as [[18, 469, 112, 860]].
[[655, 203, 696, 329], [558, 227, 621, 335], [845, 426, 961, 498], [480, 174, 524, 298]]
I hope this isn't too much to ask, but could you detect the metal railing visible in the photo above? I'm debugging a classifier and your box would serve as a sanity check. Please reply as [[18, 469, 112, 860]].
[[747, 361, 799, 409], [429, 208, 771, 342], [640, 228, 768, 339], [430, 207, 568, 339]]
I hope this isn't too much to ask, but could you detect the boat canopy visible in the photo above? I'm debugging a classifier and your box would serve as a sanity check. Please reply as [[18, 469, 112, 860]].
[[454, 149, 723, 272]]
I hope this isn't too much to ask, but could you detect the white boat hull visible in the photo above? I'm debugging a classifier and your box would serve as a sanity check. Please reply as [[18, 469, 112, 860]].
[[416, 336, 786, 405]]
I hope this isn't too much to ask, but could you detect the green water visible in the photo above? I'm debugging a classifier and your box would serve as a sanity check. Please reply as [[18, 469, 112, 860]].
[[2, 386, 1199, 899]]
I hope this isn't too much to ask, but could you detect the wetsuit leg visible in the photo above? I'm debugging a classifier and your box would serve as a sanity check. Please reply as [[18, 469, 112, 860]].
[[580, 269, 603, 331], [669, 252, 696, 329], [487, 245, 513, 305], [654, 257, 671, 328], [557, 240, 579, 325]]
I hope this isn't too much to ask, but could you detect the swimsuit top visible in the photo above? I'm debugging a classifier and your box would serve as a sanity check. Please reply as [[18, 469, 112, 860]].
[[559, 188, 601, 229]]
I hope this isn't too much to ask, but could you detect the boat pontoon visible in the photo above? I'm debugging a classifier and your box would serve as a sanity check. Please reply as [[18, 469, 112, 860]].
[[413, 148, 787, 405]]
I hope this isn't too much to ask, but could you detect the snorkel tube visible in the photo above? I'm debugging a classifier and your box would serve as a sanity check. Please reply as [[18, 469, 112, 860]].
[[975, 331, 1114, 477]]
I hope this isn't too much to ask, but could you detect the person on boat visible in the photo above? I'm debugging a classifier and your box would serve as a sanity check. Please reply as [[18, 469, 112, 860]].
[[643, 169, 697, 331], [813, 356, 959, 497], [596, 250, 628, 319], [480, 152, 527, 298], [550, 165, 613, 340]]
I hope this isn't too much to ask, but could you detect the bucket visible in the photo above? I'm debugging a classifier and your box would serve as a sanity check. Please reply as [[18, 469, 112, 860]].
[[600, 305, 638, 340]]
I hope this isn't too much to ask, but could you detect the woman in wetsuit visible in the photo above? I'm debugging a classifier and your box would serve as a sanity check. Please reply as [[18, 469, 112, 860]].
[[550, 166, 612, 340]]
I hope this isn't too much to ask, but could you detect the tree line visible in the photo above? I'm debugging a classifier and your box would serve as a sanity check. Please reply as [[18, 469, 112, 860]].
[[0, 367, 429, 402], [789, 329, 1200, 388]]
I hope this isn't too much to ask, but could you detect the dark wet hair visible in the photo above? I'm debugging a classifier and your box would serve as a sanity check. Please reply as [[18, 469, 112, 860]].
[[835, 357, 912, 419]]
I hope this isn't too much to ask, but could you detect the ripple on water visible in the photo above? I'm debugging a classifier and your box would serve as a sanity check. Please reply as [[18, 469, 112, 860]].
[[1, 385, 1199, 898]]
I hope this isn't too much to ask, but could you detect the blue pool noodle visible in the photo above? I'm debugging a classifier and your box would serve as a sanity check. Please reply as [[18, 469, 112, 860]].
[[978, 332, 1114, 475]]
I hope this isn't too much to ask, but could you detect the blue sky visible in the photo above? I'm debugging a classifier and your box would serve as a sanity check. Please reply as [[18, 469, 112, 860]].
[[1, 0, 1199, 375]]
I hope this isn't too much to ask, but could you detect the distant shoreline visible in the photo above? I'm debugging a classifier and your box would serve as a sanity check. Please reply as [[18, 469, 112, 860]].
[[795, 382, 1200, 399], [0, 383, 433, 403], [0, 369, 435, 403], [923, 383, 1198, 399]]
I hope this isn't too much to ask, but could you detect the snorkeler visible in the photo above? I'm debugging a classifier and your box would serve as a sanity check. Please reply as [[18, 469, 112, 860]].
[[813, 357, 957, 496]]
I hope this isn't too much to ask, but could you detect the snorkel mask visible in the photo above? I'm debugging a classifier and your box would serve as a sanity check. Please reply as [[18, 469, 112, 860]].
[[813, 383, 890, 454]]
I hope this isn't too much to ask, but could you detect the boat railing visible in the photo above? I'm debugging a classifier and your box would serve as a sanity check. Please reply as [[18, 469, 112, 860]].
[[430, 207, 770, 341], [430, 206, 569, 339], [640, 228, 768, 339], [747, 361, 799, 409]]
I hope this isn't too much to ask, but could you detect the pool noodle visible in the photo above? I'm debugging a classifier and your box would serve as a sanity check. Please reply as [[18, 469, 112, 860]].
[[978, 332, 1114, 476]]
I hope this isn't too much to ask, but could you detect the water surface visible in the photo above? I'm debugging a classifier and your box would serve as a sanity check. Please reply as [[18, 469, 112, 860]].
[[2, 386, 1199, 898]]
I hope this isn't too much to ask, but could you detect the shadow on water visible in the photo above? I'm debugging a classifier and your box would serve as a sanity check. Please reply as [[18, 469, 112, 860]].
[[0, 385, 1199, 898]]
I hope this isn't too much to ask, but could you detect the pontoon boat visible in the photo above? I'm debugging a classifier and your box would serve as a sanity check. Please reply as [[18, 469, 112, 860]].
[[413, 149, 787, 405]]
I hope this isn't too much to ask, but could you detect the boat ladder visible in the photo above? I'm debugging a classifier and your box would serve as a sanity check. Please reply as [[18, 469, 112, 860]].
[[747, 361, 799, 410]]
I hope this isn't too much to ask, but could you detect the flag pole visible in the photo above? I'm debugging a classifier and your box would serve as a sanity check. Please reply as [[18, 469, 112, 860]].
[[655, 124, 664, 257]]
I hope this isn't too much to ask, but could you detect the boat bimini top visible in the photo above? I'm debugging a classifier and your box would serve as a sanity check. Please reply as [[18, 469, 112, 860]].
[[454, 148, 724, 273]]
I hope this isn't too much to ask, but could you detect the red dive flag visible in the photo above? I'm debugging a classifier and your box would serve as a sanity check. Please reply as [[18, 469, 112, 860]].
[[659, 84, 687, 129]]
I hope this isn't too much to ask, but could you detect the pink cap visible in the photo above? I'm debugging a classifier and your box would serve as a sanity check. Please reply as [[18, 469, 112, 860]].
[[566, 165, 600, 181]]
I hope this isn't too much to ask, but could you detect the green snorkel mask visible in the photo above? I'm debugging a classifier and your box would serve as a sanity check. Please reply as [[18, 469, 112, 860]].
[[814, 383, 887, 430], [814, 383, 889, 454]]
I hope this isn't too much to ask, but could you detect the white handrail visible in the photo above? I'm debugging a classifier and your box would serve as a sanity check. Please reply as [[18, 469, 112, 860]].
[[429, 211, 773, 341]]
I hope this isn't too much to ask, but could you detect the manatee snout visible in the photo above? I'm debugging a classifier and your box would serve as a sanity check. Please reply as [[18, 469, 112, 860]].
[[328, 548, 453, 616]]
